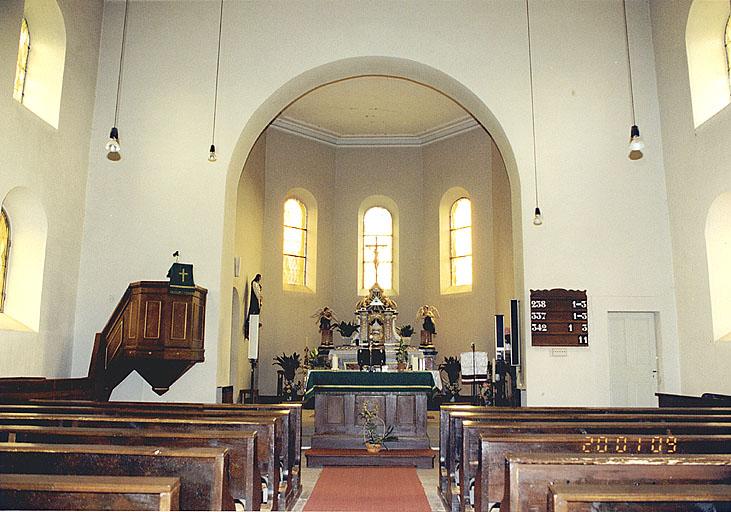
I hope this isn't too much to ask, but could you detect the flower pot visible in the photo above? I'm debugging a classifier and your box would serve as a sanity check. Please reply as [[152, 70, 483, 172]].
[[397, 362, 407, 372], [365, 442, 382, 453]]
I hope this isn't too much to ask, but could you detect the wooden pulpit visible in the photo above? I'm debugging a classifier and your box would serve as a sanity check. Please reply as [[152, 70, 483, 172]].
[[90, 281, 207, 399]]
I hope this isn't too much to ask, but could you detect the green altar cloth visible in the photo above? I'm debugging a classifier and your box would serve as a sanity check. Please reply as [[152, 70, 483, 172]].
[[303, 370, 436, 401]]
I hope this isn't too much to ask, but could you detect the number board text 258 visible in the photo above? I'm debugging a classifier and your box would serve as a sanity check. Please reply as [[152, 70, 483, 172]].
[[530, 289, 588, 347]]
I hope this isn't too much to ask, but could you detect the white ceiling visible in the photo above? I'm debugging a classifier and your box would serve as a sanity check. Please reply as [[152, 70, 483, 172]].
[[278, 76, 472, 137]]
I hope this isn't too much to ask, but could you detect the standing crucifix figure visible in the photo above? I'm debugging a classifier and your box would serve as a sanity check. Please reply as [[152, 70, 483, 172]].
[[365, 238, 386, 286]]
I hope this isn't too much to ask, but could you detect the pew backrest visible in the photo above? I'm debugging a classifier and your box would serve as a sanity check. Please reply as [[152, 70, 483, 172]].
[[503, 453, 731, 512], [0, 442, 234, 511], [0, 474, 181, 511]]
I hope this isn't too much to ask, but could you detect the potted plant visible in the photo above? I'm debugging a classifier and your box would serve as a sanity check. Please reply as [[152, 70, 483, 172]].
[[273, 352, 301, 401], [396, 324, 414, 341], [359, 401, 396, 453], [439, 355, 461, 401], [395, 337, 410, 371], [336, 321, 359, 343]]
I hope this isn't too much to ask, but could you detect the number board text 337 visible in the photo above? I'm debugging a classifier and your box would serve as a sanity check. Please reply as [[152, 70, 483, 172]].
[[530, 289, 588, 347]]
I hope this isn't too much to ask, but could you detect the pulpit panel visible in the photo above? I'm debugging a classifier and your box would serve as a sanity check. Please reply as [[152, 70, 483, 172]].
[[143, 301, 162, 340], [170, 302, 189, 342]]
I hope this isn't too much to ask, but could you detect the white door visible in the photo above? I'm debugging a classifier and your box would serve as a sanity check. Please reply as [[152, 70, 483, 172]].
[[608, 312, 658, 407]]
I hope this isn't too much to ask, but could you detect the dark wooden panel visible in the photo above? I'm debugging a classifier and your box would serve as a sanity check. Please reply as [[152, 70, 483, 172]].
[[170, 302, 188, 341], [143, 301, 162, 340]]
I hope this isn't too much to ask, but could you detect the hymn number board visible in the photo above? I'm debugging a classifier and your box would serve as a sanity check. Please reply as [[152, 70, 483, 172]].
[[530, 289, 589, 347]]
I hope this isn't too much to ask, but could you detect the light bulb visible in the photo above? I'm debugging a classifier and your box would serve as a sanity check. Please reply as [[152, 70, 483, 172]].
[[533, 206, 543, 226], [105, 127, 120, 153], [208, 144, 217, 162], [629, 124, 644, 152]]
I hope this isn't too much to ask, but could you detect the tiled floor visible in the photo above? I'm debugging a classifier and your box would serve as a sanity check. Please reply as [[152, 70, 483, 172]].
[[293, 409, 447, 511]]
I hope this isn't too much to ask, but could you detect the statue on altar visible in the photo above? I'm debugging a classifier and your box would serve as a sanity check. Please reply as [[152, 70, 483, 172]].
[[355, 283, 398, 346], [417, 304, 440, 347]]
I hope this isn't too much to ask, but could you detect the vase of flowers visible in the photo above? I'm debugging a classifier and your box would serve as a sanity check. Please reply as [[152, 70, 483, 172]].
[[273, 352, 301, 401], [359, 401, 396, 452], [439, 355, 461, 401]]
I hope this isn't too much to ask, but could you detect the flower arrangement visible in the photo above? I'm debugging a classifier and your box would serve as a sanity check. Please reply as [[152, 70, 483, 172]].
[[439, 355, 461, 400], [396, 324, 414, 338], [359, 401, 396, 452], [336, 321, 359, 338], [273, 352, 302, 400]]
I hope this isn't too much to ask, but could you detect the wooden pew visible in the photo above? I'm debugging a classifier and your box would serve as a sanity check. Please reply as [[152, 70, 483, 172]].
[[476, 433, 731, 512], [0, 442, 234, 511], [502, 453, 731, 512], [437, 404, 731, 500], [657, 392, 731, 407], [0, 401, 302, 508], [0, 474, 181, 511], [454, 420, 731, 512], [0, 413, 285, 510], [547, 483, 731, 512], [0, 425, 260, 511], [445, 411, 731, 510]]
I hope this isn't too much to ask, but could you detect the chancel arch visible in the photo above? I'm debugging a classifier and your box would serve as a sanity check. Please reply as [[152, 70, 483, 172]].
[[223, 57, 524, 395]]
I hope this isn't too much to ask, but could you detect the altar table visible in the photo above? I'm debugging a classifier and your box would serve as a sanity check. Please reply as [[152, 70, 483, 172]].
[[305, 370, 435, 450]]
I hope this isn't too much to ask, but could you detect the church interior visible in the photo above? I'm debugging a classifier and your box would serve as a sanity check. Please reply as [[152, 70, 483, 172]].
[[1, 0, 731, 510]]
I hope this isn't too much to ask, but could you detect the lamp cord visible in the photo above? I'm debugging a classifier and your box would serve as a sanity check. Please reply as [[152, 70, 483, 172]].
[[211, 0, 224, 146], [113, 0, 130, 128], [622, 0, 636, 126], [526, 0, 539, 209]]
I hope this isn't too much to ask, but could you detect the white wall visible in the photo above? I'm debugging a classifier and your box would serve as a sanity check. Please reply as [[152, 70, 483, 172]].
[[0, 0, 102, 379], [72, 0, 681, 405], [651, 0, 731, 395]]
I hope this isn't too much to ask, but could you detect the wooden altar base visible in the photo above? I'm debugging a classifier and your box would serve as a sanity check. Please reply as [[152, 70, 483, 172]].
[[304, 448, 435, 469]]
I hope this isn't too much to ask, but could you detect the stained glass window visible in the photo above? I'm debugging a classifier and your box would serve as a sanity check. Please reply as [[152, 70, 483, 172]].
[[450, 197, 472, 287], [0, 209, 10, 312], [363, 207, 393, 290], [283, 198, 307, 287], [13, 18, 30, 103]]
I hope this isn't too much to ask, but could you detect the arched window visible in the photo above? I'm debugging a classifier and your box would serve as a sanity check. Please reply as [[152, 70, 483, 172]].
[[0, 209, 10, 312], [450, 197, 473, 287], [283, 198, 307, 287], [686, 0, 731, 127], [705, 192, 731, 341], [13, 18, 30, 103], [362, 206, 393, 291]]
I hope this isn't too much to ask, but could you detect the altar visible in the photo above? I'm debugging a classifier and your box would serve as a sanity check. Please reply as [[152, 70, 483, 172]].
[[304, 370, 436, 466]]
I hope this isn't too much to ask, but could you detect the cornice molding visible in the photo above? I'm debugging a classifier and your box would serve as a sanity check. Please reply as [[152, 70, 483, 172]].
[[269, 116, 480, 147]]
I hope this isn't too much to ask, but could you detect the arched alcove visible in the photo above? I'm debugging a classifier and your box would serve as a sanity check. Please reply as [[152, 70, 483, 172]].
[[1, 187, 48, 332], [18, 0, 66, 128], [218, 57, 525, 391], [686, 0, 731, 127], [705, 191, 731, 341]]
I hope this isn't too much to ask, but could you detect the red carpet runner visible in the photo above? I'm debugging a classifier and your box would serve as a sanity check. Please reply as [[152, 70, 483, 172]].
[[303, 467, 432, 511]]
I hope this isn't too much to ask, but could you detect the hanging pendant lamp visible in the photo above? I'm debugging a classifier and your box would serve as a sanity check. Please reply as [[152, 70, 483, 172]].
[[105, 0, 130, 161], [208, 0, 224, 162], [526, 0, 543, 226], [622, 0, 644, 158]]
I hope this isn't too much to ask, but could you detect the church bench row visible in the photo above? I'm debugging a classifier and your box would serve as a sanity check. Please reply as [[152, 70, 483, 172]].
[[436, 405, 731, 512], [0, 474, 181, 511], [502, 453, 731, 512], [444, 411, 731, 510], [547, 483, 731, 512], [438, 403, 731, 472], [0, 425, 259, 511], [475, 433, 731, 512], [437, 406, 731, 501], [0, 400, 302, 504], [0, 412, 285, 510], [656, 392, 731, 408], [0, 442, 233, 511], [456, 419, 731, 512], [4, 400, 302, 481]]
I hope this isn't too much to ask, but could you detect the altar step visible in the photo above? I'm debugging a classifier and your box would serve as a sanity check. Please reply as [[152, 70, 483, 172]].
[[304, 447, 436, 469]]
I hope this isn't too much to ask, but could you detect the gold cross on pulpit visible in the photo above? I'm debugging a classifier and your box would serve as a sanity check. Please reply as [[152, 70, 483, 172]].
[[365, 238, 386, 285], [178, 268, 188, 282]]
